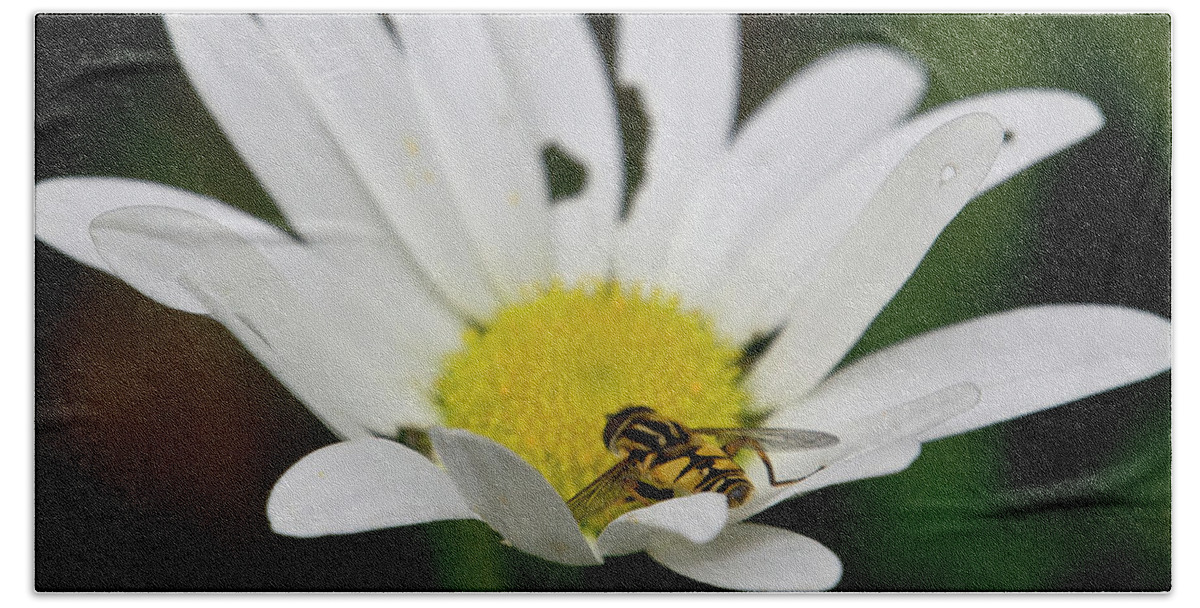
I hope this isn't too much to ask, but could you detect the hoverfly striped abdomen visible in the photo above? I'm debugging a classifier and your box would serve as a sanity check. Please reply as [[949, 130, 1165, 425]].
[[602, 406, 758, 508], [568, 405, 838, 530]]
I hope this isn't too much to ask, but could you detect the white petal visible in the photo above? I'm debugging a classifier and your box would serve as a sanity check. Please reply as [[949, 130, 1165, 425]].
[[37, 180, 465, 392], [703, 114, 1001, 341], [647, 523, 842, 591], [737, 385, 978, 517], [659, 45, 926, 307], [704, 90, 1099, 343], [905, 89, 1104, 192], [785, 305, 1170, 444], [734, 441, 921, 525], [732, 45, 926, 177], [163, 17, 398, 246], [614, 14, 740, 283], [267, 439, 478, 537], [36, 177, 300, 314], [779, 382, 980, 452], [484, 15, 623, 283], [282, 239, 464, 435], [596, 493, 727, 557], [551, 196, 616, 285], [428, 428, 601, 566], [796, 440, 922, 493], [741, 307, 1170, 519], [89, 205, 441, 438], [394, 14, 555, 300], [226, 13, 502, 319], [747, 113, 1004, 400], [731, 441, 923, 521], [38, 178, 462, 437]]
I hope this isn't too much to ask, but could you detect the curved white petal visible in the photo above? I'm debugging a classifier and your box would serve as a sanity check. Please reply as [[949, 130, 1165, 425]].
[[551, 198, 616, 286], [775, 382, 980, 453], [731, 45, 926, 177], [740, 307, 1170, 517], [795, 440, 923, 494], [729, 440, 921, 523], [596, 492, 728, 557], [48, 178, 463, 438], [484, 15, 623, 282], [246, 14, 508, 319], [702, 90, 1099, 343], [648, 523, 842, 591], [88, 205, 442, 438], [746, 113, 1004, 400], [267, 439, 478, 537], [161, 16, 397, 248], [38, 179, 462, 438], [783, 305, 1170, 444], [614, 14, 740, 283], [787, 441, 916, 501], [706, 113, 1005, 341], [906, 89, 1104, 192], [659, 45, 927, 307], [393, 14, 555, 301], [729, 443, 916, 522], [428, 428, 601, 566], [36, 177, 297, 314], [731, 441, 923, 521], [736, 384, 977, 517], [37, 181, 467, 397], [165, 14, 502, 319]]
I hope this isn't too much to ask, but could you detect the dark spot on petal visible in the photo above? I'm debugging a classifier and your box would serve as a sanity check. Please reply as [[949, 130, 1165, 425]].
[[738, 327, 782, 376], [615, 85, 649, 219], [380, 15, 403, 53], [542, 145, 588, 202]]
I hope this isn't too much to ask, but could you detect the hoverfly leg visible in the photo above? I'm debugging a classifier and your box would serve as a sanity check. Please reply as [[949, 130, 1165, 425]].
[[741, 438, 826, 487]]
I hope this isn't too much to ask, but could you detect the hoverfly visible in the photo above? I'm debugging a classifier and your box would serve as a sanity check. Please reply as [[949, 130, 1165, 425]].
[[567, 405, 838, 530]]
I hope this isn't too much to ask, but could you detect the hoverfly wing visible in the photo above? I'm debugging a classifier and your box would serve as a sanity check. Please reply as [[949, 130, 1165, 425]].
[[566, 459, 639, 526], [694, 427, 839, 451]]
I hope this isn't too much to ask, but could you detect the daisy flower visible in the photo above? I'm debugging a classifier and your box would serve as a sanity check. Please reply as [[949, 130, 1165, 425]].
[[34, 14, 1170, 591]]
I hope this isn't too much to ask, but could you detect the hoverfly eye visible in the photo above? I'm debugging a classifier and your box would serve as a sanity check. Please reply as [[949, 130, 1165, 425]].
[[726, 484, 750, 507], [602, 405, 654, 448]]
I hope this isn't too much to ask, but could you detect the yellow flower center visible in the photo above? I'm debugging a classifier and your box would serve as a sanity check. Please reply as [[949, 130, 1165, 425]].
[[435, 281, 748, 507]]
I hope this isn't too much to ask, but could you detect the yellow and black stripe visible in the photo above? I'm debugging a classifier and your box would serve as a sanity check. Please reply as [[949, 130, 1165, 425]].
[[570, 405, 836, 530], [603, 406, 755, 508]]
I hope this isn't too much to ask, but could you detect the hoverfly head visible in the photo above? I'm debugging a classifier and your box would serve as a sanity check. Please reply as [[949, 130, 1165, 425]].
[[725, 479, 753, 508], [603, 405, 656, 452]]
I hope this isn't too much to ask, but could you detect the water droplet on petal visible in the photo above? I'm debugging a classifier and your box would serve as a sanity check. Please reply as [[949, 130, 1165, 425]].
[[940, 164, 958, 184]]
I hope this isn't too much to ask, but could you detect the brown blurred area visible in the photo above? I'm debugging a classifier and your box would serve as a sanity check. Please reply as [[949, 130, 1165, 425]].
[[38, 264, 328, 534], [36, 245, 446, 591]]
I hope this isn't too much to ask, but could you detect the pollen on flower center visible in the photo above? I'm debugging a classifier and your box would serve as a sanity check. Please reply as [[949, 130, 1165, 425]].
[[435, 281, 749, 504]]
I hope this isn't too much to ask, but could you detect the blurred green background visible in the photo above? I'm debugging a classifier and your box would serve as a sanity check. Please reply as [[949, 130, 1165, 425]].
[[35, 14, 1170, 590]]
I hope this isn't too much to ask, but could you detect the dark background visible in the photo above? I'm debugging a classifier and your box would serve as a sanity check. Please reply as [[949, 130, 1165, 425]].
[[35, 14, 1170, 590]]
